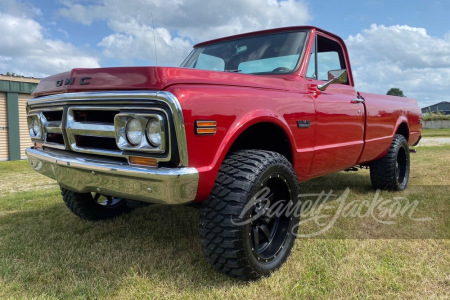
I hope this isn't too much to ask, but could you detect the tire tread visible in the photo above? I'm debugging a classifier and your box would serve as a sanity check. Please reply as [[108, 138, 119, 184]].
[[200, 150, 298, 280]]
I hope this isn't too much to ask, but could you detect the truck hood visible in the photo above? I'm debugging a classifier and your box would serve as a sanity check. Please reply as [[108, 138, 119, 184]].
[[32, 66, 297, 97]]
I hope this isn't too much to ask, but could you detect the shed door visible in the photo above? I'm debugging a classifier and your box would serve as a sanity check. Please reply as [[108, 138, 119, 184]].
[[19, 94, 33, 159], [0, 92, 8, 160]]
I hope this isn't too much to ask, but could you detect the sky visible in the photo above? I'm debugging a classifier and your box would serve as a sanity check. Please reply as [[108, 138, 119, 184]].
[[0, 0, 449, 108]]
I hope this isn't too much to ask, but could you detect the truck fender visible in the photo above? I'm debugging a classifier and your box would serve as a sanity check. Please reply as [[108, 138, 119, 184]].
[[194, 110, 296, 201], [220, 109, 294, 165]]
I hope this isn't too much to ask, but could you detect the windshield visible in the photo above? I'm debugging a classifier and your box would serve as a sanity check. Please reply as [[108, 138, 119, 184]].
[[181, 31, 308, 74]]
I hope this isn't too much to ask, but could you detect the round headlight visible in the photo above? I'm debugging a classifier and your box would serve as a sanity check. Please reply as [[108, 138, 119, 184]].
[[125, 118, 143, 146], [29, 118, 41, 137], [146, 119, 162, 147]]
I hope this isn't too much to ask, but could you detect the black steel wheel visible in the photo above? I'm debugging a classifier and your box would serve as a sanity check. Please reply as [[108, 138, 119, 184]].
[[200, 150, 299, 280], [250, 173, 292, 264], [370, 134, 410, 191], [61, 188, 133, 221]]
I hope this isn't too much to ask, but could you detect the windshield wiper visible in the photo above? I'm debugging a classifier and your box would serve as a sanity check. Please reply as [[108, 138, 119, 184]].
[[224, 69, 242, 73]]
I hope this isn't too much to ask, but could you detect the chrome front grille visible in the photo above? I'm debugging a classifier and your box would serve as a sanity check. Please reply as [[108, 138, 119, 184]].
[[66, 107, 122, 157], [26, 91, 189, 167], [32, 106, 171, 159]]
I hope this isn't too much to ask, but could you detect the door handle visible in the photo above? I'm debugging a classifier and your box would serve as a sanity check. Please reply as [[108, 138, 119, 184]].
[[351, 98, 365, 104]]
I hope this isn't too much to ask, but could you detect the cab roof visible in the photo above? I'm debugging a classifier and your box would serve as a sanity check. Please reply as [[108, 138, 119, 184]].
[[193, 26, 345, 48]]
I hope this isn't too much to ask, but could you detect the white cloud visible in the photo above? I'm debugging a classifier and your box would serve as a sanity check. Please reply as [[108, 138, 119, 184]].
[[346, 24, 450, 107], [98, 19, 192, 66], [0, 12, 100, 77], [59, 0, 312, 66], [0, 0, 41, 18]]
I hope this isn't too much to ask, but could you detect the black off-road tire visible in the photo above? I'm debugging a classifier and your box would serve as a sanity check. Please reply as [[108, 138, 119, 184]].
[[200, 150, 300, 280], [370, 134, 410, 191], [61, 188, 133, 221]]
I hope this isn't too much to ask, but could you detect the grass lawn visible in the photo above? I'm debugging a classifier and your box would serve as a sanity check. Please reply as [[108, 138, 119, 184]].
[[421, 128, 450, 137], [0, 146, 449, 299]]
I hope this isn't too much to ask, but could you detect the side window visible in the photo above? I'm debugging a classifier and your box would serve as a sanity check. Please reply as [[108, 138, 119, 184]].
[[306, 35, 347, 83], [317, 48, 342, 81]]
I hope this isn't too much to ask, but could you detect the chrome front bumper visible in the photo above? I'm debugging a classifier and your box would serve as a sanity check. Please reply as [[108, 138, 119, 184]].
[[26, 147, 199, 205]]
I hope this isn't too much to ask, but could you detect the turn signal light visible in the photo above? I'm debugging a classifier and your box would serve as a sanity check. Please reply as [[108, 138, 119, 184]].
[[196, 128, 217, 134], [129, 156, 158, 167], [195, 120, 217, 135]]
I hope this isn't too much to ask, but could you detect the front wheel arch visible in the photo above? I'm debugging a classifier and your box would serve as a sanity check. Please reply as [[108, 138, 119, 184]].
[[227, 122, 293, 163]]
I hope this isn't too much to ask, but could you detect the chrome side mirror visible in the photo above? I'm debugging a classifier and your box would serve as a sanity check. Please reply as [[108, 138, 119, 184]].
[[317, 69, 348, 91]]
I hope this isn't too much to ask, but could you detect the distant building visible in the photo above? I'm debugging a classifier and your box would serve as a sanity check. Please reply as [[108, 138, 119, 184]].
[[421, 101, 450, 115], [0, 74, 41, 161]]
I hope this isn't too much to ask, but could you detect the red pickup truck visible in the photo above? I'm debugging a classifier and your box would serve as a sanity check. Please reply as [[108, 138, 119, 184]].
[[26, 26, 422, 280]]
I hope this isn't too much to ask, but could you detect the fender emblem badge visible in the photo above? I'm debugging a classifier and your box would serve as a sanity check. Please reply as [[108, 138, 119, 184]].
[[297, 120, 311, 128]]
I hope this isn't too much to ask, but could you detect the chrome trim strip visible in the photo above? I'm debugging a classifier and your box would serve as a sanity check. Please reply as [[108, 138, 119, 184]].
[[160, 92, 189, 167], [26, 147, 199, 205], [45, 121, 64, 133], [27, 91, 189, 166], [67, 124, 117, 137]]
